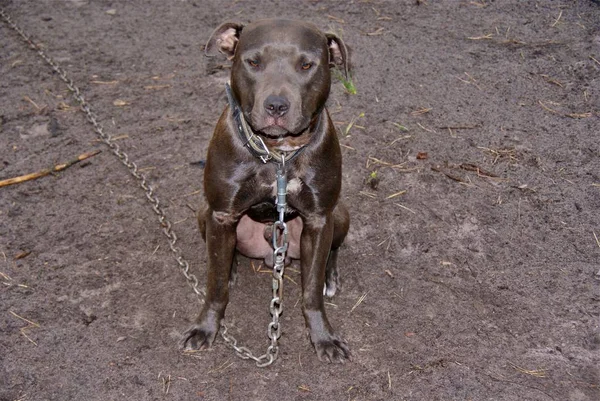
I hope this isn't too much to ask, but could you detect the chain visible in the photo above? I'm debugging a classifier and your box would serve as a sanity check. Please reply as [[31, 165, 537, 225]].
[[0, 8, 205, 301], [219, 160, 289, 367], [1, 8, 288, 367]]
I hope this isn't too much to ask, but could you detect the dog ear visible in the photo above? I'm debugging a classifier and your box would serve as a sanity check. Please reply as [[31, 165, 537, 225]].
[[205, 22, 245, 59], [326, 33, 350, 79]]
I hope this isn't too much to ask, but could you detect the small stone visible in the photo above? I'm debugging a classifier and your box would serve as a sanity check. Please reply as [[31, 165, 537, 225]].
[[48, 116, 61, 137]]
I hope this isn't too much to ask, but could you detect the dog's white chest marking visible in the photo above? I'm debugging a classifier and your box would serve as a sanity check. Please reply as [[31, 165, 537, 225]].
[[262, 177, 303, 197], [286, 178, 303, 194]]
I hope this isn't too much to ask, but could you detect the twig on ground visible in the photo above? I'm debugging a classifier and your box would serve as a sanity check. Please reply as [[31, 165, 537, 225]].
[[182, 189, 202, 197], [391, 122, 410, 132], [386, 190, 407, 199], [90, 80, 118, 85], [367, 156, 406, 169], [416, 123, 436, 134], [284, 275, 298, 286], [207, 360, 234, 374], [551, 10, 562, 27], [395, 203, 417, 214], [411, 107, 432, 116], [327, 15, 345, 24], [144, 84, 171, 90], [469, 1, 487, 7], [23, 95, 43, 110], [478, 146, 518, 164], [350, 292, 368, 313], [0, 150, 101, 188], [508, 361, 547, 378], [431, 165, 467, 183], [459, 163, 499, 178], [438, 125, 480, 130], [9, 311, 40, 346], [389, 135, 412, 145], [458, 72, 482, 90], [538, 100, 593, 119], [162, 374, 171, 394], [540, 74, 563, 87], [14, 251, 31, 260], [467, 33, 494, 40], [359, 191, 377, 199], [377, 236, 392, 247], [366, 27, 385, 36]]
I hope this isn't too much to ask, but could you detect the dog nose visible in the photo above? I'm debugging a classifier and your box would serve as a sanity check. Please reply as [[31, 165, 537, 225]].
[[264, 95, 290, 117]]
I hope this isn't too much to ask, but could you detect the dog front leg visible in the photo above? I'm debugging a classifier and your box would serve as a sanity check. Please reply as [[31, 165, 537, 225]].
[[301, 213, 351, 363], [181, 210, 237, 350]]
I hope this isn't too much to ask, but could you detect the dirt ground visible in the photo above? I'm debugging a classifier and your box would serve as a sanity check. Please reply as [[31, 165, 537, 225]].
[[1, 0, 599, 400]]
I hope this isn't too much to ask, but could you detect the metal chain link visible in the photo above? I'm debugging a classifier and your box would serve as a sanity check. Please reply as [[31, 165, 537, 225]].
[[0, 8, 205, 301], [218, 150, 289, 367], [1, 8, 288, 367], [218, 227, 286, 367]]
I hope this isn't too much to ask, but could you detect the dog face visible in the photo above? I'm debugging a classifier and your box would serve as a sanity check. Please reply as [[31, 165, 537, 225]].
[[206, 19, 348, 141]]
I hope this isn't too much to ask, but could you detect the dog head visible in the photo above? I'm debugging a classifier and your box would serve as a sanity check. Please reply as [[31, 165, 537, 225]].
[[206, 19, 349, 140]]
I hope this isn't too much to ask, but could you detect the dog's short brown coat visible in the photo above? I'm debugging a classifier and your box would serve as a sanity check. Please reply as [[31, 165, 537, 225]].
[[181, 19, 351, 363]]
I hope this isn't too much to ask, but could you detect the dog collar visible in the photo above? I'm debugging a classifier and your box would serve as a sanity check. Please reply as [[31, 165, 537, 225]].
[[224, 82, 306, 165]]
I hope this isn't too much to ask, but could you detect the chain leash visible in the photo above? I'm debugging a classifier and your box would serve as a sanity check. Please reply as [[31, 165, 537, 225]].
[[219, 158, 288, 367], [1, 8, 288, 367], [0, 8, 204, 300]]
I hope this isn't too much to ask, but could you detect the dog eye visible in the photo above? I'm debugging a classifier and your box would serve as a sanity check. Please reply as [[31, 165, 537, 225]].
[[301, 62, 313, 71], [247, 59, 260, 68]]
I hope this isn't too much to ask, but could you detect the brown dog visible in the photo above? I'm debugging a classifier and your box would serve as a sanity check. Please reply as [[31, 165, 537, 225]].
[[181, 19, 351, 363]]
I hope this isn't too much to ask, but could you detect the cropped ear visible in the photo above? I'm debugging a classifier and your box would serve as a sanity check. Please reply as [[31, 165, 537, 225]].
[[205, 22, 245, 59], [326, 33, 349, 79]]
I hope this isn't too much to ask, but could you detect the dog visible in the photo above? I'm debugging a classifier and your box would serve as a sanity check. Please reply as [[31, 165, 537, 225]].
[[181, 19, 351, 363]]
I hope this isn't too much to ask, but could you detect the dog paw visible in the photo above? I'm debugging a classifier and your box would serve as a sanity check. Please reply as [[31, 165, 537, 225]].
[[323, 281, 337, 298], [180, 324, 218, 351], [313, 336, 351, 363]]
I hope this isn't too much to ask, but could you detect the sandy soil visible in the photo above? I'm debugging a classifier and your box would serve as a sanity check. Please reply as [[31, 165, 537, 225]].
[[1, 1, 599, 400]]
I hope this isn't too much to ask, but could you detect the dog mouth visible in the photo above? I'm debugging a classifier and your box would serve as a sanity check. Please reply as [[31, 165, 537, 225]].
[[244, 108, 320, 141], [256, 125, 293, 138], [242, 111, 322, 152], [248, 114, 304, 139]]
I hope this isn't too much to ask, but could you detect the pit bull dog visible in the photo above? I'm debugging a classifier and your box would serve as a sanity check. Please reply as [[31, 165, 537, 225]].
[[181, 19, 351, 363]]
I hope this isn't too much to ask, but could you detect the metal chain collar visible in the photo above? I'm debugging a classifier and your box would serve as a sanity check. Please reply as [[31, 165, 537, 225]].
[[1, 8, 287, 367], [220, 161, 289, 367]]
